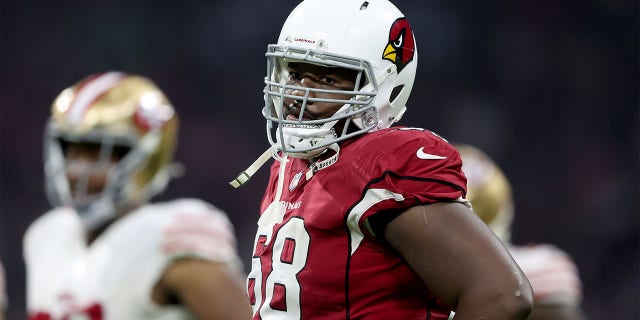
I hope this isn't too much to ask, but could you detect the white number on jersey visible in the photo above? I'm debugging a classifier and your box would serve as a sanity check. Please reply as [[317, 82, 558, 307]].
[[248, 217, 310, 320]]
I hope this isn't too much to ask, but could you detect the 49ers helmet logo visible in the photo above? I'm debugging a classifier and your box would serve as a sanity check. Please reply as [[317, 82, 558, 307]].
[[382, 17, 415, 73]]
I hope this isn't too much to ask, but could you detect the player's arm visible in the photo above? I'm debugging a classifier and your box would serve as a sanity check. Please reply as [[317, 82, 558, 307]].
[[154, 257, 252, 320], [383, 201, 533, 319], [152, 205, 252, 319]]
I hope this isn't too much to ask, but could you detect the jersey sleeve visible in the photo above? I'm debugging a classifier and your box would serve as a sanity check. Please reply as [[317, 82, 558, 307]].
[[360, 129, 467, 223], [22, 208, 85, 314], [161, 199, 242, 270], [509, 244, 582, 307]]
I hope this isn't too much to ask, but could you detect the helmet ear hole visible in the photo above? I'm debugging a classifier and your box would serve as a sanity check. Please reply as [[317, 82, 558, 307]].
[[390, 85, 404, 103]]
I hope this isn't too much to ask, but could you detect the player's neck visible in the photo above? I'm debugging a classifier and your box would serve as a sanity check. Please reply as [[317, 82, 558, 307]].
[[84, 202, 143, 246], [86, 221, 113, 246]]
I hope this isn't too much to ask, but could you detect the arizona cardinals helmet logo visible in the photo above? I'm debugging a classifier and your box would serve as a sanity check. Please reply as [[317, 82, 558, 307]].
[[382, 18, 415, 73]]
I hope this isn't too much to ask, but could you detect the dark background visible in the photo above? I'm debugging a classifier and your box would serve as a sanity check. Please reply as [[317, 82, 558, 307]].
[[1, 0, 637, 319]]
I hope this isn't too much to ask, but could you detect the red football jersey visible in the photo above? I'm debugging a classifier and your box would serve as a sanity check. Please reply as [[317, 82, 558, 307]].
[[247, 127, 467, 319]]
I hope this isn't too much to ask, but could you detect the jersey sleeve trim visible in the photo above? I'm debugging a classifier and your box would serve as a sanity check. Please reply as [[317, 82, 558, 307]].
[[345, 171, 466, 253]]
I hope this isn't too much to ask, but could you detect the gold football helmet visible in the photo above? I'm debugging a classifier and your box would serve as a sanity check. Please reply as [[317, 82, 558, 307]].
[[456, 144, 514, 242], [44, 71, 179, 229]]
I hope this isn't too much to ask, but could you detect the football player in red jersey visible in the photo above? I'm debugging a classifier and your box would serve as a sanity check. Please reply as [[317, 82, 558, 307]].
[[24, 72, 252, 320], [230, 0, 533, 319], [456, 144, 585, 320]]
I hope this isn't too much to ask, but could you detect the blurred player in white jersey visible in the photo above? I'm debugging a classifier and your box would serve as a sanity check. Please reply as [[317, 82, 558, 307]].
[[457, 144, 584, 320], [23, 72, 252, 320], [230, 0, 533, 319], [0, 261, 6, 320]]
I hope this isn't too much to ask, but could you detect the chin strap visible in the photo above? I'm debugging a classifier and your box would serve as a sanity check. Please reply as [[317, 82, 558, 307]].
[[255, 152, 289, 245], [229, 146, 281, 188], [229, 142, 341, 188]]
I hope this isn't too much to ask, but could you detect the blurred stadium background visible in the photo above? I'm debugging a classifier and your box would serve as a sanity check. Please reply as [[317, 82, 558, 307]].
[[1, 0, 637, 319]]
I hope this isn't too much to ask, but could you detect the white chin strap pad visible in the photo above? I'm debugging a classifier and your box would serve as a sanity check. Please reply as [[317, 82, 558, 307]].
[[276, 123, 337, 159], [275, 104, 350, 158]]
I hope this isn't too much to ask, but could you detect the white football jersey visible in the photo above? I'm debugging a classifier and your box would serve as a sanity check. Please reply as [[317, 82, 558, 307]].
[[24, 198, 242, 320], [509, 244, 582, 307], [0, 260, 6, 312]]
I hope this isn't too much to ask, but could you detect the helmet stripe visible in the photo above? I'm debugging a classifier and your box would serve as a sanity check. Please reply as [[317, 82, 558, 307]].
[[67, 72, 126, 124]]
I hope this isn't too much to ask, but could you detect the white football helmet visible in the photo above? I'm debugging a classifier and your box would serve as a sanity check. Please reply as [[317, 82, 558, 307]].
[[456, 144, 514, 242], [44, 72, 179, 230], [263, 0, 418, 158]]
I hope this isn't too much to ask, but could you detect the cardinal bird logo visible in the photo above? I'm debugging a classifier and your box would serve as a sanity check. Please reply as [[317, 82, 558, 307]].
[[382, 17, 415, 73]]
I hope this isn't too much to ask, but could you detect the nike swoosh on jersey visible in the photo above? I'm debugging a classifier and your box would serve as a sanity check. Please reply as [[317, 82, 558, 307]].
[[416, 147, 447, 160]]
